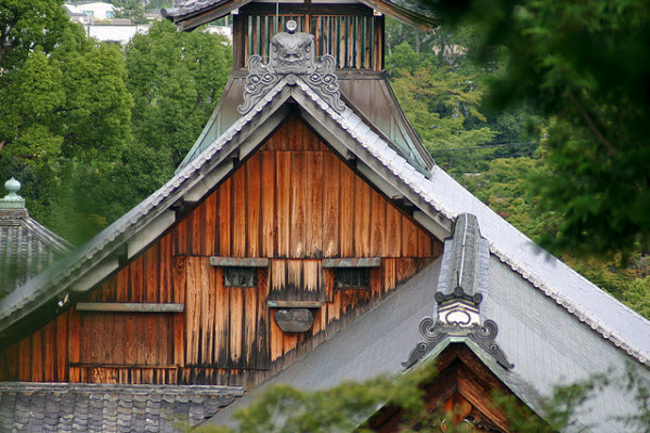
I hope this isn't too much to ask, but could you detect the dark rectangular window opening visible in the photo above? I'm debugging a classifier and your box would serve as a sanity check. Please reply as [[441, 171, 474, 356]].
[[335, 268, 370, 290], [224, 267, 257, 288]]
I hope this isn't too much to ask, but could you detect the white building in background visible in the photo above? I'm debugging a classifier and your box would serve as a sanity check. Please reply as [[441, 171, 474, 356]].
[[63, 1, 232, 45], [64, 1, 116, 24], [86, 25, 232, 45]]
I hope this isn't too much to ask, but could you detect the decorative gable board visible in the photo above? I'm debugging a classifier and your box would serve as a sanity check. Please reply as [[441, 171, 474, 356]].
[[0, 114, 441, 387]]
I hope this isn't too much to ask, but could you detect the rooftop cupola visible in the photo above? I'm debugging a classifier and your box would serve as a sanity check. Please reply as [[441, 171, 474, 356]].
[[165, 0, 437, 175], [164, 0, 436, 71]]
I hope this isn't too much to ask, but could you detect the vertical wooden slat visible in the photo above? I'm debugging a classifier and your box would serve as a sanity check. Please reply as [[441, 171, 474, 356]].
[[277, 151, 291, 257], [339, 162, 355, 257], [385, 204, 402, 257], [355, 178, 371, 257], [247, 154, 262, 257], [185, 257, 201, 365], [290, 151, 306, 257], [261, 151, 276, 257], [214, 267, 230, 366], [32, 330, 43, 382], [233, 168, 247, 257], [113, 310, 125, 365], [159, 234, 172, 303], [370, 190, 386, 257], [306, 151, 324, 257], [172, 256, 186, 367], [402, 217, 418, 258], [203, 193, 217, 256], [323, 152, 340, 257], [229, 286, 243, 367], [218, 178, 232, 257], [243, 285, 257, 367], [43, 323, 55, 381], [57, 312, 68, 381]]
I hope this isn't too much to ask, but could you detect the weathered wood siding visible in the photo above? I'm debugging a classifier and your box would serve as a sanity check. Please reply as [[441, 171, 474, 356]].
[[0, 116, 441, 386]]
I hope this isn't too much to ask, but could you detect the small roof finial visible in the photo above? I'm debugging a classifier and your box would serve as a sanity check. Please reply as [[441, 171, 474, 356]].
[[0, 177, 26, 209], [286, 19, 297, 34]]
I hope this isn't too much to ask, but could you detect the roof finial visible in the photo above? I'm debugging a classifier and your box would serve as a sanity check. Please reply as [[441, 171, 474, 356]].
[[0, 177, 26, 209]]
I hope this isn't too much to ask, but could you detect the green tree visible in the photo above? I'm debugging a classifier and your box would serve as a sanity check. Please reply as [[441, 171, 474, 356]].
[[124, 19, 231, 169], [427, 0, 650, 255], [113, 0, 146, 24], [390, 42, 497, 173], [0, 1, 133, 242]]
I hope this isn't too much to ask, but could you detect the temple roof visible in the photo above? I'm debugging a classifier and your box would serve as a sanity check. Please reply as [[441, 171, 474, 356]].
[[1, 34, 649, 431]]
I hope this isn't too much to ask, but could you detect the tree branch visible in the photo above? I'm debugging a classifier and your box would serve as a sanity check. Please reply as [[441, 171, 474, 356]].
[[569, 93, 618, 156]]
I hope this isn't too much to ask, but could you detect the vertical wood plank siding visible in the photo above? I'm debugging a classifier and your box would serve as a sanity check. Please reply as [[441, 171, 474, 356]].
[[0, 116, 440, 386]]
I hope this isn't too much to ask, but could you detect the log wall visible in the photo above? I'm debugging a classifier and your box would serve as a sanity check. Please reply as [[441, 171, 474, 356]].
[[0, 116, 441, 386]]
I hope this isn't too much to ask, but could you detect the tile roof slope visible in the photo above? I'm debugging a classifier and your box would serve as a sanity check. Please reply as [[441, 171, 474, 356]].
[[1, 66, 648, 371], [0, 179, 72, 297], [163, 0, 437, 30], [0, 383, 243, 433]]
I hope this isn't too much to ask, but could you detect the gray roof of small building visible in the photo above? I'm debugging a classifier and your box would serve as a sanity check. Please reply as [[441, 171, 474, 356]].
[[0, 382, 243, 432], [0, 179, 71, 298]]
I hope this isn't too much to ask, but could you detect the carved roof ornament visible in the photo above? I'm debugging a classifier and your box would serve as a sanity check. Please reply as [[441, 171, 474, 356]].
[[238, 20, 345, 115], [403, 214, 514, 370]]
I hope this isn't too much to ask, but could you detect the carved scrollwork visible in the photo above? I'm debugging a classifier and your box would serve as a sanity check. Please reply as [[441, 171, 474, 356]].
[[238, 21, 345, 115], [468, 320, 514, 370], [238, 55, 281, 114]]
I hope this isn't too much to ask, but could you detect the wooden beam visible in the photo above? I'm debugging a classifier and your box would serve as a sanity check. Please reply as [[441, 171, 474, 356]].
[[267, 301, 322, 308], [75, 303, 185, 313], [322, 257, 381, 268], [209, 257, 270, 267]]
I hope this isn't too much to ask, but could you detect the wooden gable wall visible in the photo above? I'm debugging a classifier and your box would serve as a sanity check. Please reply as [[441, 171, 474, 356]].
[[0, 115, 441, 387]]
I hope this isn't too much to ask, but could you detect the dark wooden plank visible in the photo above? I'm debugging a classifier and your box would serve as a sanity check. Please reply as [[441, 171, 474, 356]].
[[218, 178, 232, 256], [57, 312, 68, 381], [339, 161, 355, 257], [43, 323, 55, 381], [306, 151, 324, 257], [260, 150, 276, 257], [290, 151, 307, 257], [276, 151, 291, 257], [355, 177, 371, 257], [323, 151, 340, 257], [247, 153, 262, 258], [370, 190, 386, 257], [185, 258, 201, 365], [233, 166, 247, 257], [385, 204, 402, 257], [75, 303, 185, 313]]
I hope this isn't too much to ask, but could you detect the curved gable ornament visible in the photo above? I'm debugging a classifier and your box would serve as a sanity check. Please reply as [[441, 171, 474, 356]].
[[238, 20, 345, 115]]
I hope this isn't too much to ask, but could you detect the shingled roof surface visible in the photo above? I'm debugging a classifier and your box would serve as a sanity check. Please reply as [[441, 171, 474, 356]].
[[0, 179, 71, 298], [0, 383, 243, 432], [163, 0, 437, 31]]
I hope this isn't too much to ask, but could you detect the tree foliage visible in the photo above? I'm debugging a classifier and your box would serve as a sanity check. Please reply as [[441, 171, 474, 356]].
[[125, 19, 231, 168], [427, 0, 650, 255]]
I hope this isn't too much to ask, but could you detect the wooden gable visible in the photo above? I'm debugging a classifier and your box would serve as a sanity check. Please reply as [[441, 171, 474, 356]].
[[365, 345, 528, 433], [0, 114, 441, 387]]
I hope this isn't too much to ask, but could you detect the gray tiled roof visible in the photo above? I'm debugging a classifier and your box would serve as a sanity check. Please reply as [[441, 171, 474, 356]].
[[0, 382, 243, 432], [0, 181, 71, 298], [163, 0, 437, 31]]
